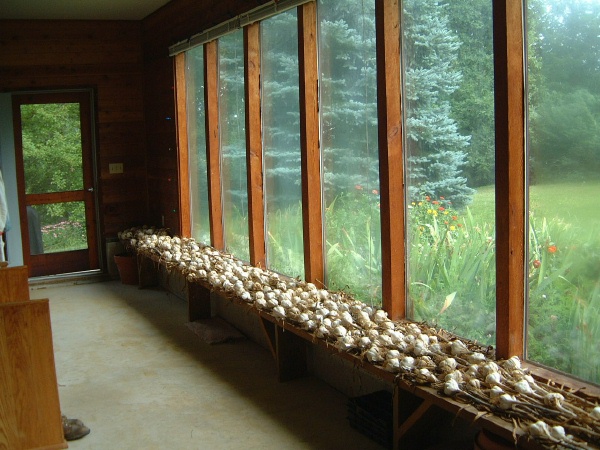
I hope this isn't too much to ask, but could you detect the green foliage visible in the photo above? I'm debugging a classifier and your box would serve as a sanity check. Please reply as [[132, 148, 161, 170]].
[[21, 103, 83, 195], [408, 197, 496, 344], [324, 188, 382, 305], [266, 202, 304, 279]]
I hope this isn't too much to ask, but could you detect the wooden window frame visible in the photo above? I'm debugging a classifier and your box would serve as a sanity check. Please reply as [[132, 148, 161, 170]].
[[174, 0, 600, 390], [244, 23, 266, 268]]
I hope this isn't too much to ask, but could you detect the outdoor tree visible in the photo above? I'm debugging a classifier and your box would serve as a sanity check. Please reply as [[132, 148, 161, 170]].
[[402, 0, 474, 209]]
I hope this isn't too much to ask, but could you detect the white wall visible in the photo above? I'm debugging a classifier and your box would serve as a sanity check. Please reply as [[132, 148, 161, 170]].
[[0, 93, 24, 266]]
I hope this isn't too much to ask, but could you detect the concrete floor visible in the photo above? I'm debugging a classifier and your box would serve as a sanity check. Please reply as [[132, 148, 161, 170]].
[[30, 279, 386, 450]]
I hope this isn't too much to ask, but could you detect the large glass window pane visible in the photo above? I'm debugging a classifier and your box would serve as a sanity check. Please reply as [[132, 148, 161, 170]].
[[319, 0, 381, 305], [186, 46, 211, 244], [526, 0, 600, 384], [403, 0, 496, 344], [219, 31, 250, 260], [262, 10, 305, 278]]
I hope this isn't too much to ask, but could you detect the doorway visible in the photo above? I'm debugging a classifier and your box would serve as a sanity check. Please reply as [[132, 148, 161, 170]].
[[12, 91, 99, 277]]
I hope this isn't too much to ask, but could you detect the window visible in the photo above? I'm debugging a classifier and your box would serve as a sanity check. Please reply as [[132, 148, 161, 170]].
[[526, 0, 600, 384], [175, 0, 599, 387], [219, 30, 250, 261], [403, 0, 496, 344], [318, 0, 382, 305], [186, 46, 211, 244], [262, 10, 305, 278]]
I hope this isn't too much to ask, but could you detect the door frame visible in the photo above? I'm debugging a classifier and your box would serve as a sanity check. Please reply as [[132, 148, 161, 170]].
[[11, 89, 101, 277]]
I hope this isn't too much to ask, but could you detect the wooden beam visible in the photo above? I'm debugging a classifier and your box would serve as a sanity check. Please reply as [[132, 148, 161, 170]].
[[244, 23, 266, 268], [174, 53, 191, 237], [204, 40, 224, 250], [298, 2, 324, 287], [493, 0, 526, 359], [376, 0, 405, 320]]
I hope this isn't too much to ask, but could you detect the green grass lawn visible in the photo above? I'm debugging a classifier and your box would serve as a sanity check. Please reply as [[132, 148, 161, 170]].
[[470, 180, 600, 246]]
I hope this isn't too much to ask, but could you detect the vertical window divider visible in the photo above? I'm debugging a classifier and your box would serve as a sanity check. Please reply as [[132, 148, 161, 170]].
[[298, 2, 324, 287], [376, 0, 405, 320], [493, 0, 526, 359], [245, 23, 267, 268], [204, 40, 225, 250], [174, 53, 191, 237]]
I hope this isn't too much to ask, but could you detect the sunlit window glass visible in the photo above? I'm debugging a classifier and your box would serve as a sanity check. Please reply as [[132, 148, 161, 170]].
[[262, 10, 305, 278], [219, 30, 250, 261], [319, 0, 382, 305], [526, 0, 600, 384], [186, 46, 210, 244], [403, 0, 496, 344]]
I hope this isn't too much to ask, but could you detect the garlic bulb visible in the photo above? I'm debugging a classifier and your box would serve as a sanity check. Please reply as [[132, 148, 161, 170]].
[[450, 339, 469, 356], [496, 394, 518, 410], [528, 421, 552, 439], [365, 346, 384, 363], [439, 357, 457, 373], [513, 379, 533, 395], [444, 379, 461, 396], [502, 355, 521, 371]]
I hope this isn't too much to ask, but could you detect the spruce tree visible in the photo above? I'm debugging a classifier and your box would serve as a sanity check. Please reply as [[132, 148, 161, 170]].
[[403, 0, 474, 208]]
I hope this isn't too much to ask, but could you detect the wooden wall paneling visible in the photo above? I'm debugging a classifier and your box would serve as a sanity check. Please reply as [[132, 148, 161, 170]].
[[376, 0, 405, 320], [0, 20, 149, 239], [493, 0, 526, 359], [204, 41, 224, 250], [142, 0, 271, 58], [244, 23, 266, 268], [298, 2, 324, 287], [174, 53, 191, 237]]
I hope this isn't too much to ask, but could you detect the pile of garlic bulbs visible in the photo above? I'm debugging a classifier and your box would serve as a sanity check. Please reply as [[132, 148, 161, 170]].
[[118, 226, 599, 449]]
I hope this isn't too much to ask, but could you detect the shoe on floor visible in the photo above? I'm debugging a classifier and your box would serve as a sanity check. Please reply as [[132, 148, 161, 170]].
[[62, 415, 90, 441]]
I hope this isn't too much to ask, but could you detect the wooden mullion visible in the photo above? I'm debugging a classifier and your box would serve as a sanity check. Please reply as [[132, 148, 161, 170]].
[[174, 53, 191, 237], [298, 2, 324, 287], [376, 0, 405, 320], [204, 40, 224, 250], [493, 0, 526, 359], [244, 23, 266, 268]]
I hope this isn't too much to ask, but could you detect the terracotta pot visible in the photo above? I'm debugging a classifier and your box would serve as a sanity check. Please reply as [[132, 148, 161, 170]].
[[114, 254, 139, 285], [474, 430, 515, 450]]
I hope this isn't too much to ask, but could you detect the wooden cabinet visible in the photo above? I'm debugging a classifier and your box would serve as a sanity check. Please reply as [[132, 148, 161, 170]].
[[0, 266, 66, 449]]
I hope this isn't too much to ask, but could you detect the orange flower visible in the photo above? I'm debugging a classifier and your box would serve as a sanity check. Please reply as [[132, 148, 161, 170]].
[[425, 196, 431, 201], [440, 196, 445, 200], [438, 206, 445, 212], [432, 200, 439, 205], [548, 245, 557, 254], [372, 189, 379, 195], [452, 215, 458, 221], [355, 184, 363, 190]]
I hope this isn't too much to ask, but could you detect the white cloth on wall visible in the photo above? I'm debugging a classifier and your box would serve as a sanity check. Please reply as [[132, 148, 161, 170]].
[[0, 170, 8, 261]]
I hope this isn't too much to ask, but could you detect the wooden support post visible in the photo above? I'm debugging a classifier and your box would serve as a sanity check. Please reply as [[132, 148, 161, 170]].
[[204, 40, 224, 250], [187, 282, 212, 321], [244, 23, 266, 268], [493, 0, 526, 359], [258, 316, 277, 360], [275, 325, 307, 382], [298, 2, 324, 287], [174, 52, 191, 237], [137, 254, 159, 288], [376, 0, 405, 320]]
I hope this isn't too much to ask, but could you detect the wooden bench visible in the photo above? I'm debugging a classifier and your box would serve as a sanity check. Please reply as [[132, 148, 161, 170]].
[[0, 265, 66, 450], [134, 251, 554, 449]]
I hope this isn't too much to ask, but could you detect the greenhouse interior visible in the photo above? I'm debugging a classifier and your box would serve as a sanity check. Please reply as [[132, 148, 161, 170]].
[[0, 0, 599, 449]]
